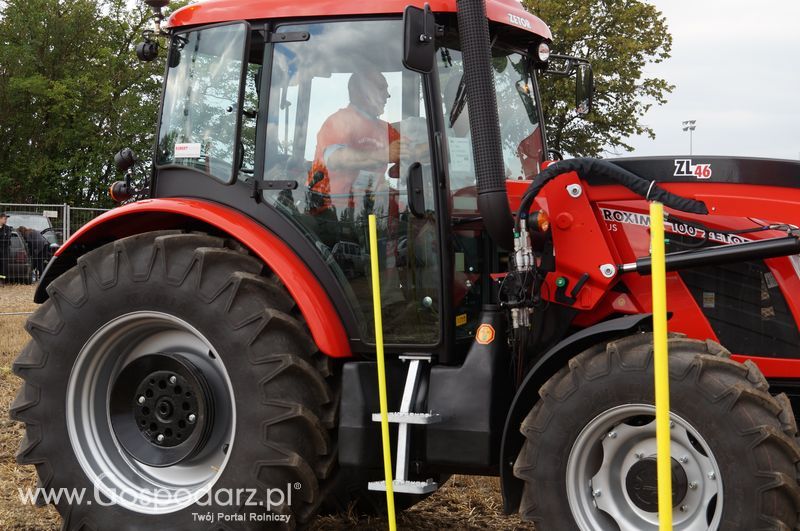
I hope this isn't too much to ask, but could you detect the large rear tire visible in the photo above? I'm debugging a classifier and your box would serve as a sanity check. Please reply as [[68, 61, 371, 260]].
[[11, 231, 337, 529], [513, 333, 800, 530]]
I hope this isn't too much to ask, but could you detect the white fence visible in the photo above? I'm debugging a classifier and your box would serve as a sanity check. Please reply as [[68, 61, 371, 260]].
[[1, 203, 110, 244]]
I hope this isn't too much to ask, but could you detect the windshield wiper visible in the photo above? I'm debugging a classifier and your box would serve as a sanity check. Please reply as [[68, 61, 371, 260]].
[[447, 35, 498, 129], [449, 75, 467, 128]]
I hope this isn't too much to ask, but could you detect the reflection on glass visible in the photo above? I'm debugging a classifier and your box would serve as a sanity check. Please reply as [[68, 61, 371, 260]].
[[262, 20, 441, 345], [157, 24, 247, 183]]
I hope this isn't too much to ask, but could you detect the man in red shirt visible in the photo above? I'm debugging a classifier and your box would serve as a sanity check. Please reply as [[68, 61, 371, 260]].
[[309, 70, 401, 213], [308, 69, 406, 303]]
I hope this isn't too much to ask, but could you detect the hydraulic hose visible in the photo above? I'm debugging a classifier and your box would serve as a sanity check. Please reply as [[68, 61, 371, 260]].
[[516, 157, 709, 229], [457, 0, 514, 250]]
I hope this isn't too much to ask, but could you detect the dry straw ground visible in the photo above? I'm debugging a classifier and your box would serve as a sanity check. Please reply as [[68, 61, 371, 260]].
[[0, 284, 531, 530]]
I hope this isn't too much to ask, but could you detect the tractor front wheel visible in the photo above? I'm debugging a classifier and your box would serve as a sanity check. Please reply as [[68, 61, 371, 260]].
[[11, 231, 337, 529], [514, 333, 800, 530]]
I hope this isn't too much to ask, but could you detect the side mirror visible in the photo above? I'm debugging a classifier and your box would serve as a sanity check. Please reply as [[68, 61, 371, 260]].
[[136, 37, 159, 62], [576, 63, 593, 115], [111, 148, 138, 203], [403, 4, 436, 74]]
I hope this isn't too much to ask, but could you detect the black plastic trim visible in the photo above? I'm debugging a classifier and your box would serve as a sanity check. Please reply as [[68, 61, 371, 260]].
[[609, 156, 800, 188], [427, 306, 511, 470]]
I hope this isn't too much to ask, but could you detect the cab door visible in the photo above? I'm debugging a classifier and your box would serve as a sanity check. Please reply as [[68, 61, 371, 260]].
[[258, 18, 446, 349]]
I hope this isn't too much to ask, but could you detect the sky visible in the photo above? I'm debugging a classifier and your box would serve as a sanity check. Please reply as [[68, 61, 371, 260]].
[[619, 0, 800, 160]]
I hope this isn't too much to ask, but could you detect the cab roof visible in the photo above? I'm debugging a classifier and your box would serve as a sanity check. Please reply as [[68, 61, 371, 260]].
[[168, 0, 552, 40]]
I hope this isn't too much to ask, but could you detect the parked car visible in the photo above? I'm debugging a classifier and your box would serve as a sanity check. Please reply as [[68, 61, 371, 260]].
[[1, 230, 35, 284], [331, 240, 367, 278], [5, 211, 61, 245]]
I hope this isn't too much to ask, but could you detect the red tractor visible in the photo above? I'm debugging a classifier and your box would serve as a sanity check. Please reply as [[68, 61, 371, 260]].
[[12, 0, 800, 529]]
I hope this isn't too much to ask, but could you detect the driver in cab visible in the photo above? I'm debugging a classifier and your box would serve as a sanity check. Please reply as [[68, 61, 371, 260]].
[[308, 69, 401, 213]]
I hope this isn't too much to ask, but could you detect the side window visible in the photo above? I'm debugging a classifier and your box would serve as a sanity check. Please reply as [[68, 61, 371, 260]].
[[261, 20, 441, 345], [437, 45, 543, 204], [239, 61, 262, 179], [157, 24, 248, 183]]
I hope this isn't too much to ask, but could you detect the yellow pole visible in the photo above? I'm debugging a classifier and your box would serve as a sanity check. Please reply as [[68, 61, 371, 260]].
[[368, 214, 397, 531], [650, 201, 672, 530]]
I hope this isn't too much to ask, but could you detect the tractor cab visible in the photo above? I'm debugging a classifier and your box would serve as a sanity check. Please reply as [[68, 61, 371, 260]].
[[155, 1, 553, 360]]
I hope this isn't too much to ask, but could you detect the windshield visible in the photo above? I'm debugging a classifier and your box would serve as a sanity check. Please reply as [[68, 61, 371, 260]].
[[438, 43, 543, 204], [157, 23, 248, 183]]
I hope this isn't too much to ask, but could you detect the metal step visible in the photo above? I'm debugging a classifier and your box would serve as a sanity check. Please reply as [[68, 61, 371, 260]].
[[367, 479, 439, 495], [369, 357, 439, 495], [371, 412, 442, 424]]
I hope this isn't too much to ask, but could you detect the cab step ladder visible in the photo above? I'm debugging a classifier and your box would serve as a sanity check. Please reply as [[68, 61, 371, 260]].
[[368, 354, 441, 495]]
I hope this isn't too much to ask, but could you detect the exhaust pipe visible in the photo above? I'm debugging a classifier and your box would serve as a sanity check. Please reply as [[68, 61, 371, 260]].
[[457, 0, 514, 250]]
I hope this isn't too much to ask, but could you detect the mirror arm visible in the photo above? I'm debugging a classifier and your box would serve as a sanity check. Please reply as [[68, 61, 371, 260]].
[[543, 53, 590, 77], [420, 3, 434, 43]]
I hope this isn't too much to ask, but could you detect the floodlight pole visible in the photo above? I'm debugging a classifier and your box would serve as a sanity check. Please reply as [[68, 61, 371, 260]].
[[682, 120, 697, 156]]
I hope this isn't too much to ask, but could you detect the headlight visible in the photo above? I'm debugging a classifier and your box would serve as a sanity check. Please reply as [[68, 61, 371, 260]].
[[537, 42, 551, 63]]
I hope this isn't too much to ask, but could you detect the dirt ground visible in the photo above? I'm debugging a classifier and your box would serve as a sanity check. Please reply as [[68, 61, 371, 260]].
[[0, 283, 531, 530]]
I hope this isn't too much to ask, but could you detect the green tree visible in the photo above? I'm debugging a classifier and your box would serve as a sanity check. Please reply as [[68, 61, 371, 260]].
[[524, 0, 673, 157], [0, 0, 185, 206]]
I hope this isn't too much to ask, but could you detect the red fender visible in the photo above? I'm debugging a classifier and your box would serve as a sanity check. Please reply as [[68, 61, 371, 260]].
[[51, 198, 351, 358]]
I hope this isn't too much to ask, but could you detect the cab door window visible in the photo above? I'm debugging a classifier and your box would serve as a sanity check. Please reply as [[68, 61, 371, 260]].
[[262, 20, 441, 345]]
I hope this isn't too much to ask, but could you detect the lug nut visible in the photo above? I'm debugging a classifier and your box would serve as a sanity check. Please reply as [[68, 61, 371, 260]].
[[188, 414, 197, 423], [607, 431, 617, 439], [688, 482, 698, 490], [592, 489, 601, 498], [635, 452, 644, 459], [156, 434, 165, 443], [680, 504, 688, 512], [708, 471, 716, 480], [169, 375, 177, 384], [679, 456, 689, 464], [137, 395, 146, 404]]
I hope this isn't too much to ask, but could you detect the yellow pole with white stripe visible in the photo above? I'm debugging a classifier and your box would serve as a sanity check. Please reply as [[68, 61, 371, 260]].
[[368, 214, 397, 531], [650, 201, 673, 530]]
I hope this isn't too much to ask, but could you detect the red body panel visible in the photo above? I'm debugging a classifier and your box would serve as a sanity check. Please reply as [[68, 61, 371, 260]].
[[507, 175, 800, 377], [167, 0, 552, 40], [57, 198, 352, 359]]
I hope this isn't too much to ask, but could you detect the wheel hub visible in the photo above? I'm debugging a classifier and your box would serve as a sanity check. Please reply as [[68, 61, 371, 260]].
[[110, 353, 214, 466], [567, 405, 722, 530], [68, 311, 236, 514], [625, 457, 688, 512]]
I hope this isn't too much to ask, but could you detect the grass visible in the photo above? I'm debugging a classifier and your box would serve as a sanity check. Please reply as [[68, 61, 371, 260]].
[[0, 283, 530, 530], [0, 284, 60, 530]]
